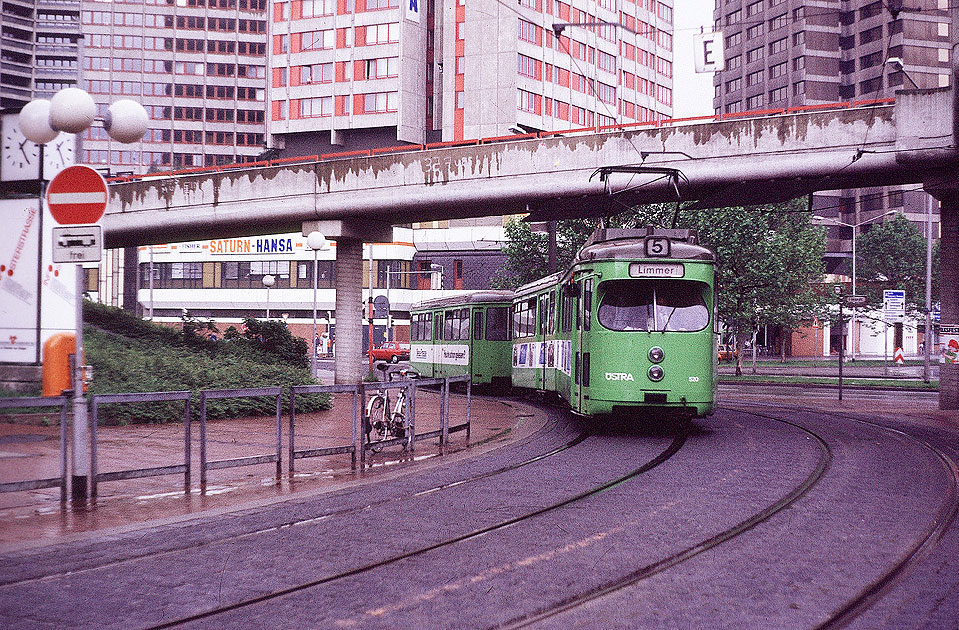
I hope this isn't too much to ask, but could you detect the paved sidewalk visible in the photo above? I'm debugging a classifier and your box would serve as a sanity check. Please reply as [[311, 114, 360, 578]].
[[0, 385, 543, 550]]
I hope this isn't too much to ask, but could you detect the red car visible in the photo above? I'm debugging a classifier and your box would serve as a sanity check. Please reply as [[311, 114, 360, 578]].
[[369, 341, 411, 363]]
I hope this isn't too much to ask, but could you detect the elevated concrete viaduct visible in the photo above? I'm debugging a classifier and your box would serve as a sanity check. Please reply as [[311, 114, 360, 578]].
[[107, 88, 959, 406]]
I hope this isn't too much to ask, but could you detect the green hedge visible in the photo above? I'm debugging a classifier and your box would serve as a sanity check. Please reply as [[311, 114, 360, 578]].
[[82, 304, 329, 424]]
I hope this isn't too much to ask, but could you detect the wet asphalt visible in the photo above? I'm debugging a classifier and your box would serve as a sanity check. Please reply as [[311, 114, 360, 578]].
[[1, 388, 958, 629]]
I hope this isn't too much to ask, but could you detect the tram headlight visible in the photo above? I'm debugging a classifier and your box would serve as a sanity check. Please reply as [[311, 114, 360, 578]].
[[648, 365, 665, 382], [648, 347, 665, 363]]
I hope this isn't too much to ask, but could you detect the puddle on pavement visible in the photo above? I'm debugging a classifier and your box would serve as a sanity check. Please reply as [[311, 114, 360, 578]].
[[0, 444, 465, 546]]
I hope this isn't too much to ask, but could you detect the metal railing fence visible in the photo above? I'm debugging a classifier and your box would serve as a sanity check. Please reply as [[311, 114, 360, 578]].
[[0, 395, 70, 502], [89, 390, 191, 498], [289, 383, 359, 471], [199, 386, 283, 486], [1, 376, 471, 501]]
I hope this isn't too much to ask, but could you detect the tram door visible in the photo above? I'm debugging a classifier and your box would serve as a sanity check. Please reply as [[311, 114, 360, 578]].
[[577, 279, 593, 413], [537, 294, 549, 390], [571, 278, 588, 413]]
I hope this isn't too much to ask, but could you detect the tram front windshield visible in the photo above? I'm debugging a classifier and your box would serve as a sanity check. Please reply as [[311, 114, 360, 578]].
[[597, 280, 709, 332]]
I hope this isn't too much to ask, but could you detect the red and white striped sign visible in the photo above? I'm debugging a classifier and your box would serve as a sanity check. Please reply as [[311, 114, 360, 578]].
[[894, 347, 905, 364], [46, 165, 108, 225]]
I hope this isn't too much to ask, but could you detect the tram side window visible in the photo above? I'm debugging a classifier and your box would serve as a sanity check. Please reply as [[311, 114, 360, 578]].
[[583, 279, 592, 332], [412, 312, 432, 341], [512, 298, 536, 339], [548, 292, 556, 335], [561, 291, 573, 333], [538, 294, 549, 336], [444, 308, 470, 340], [473, 311, 483, 340], [597, 280, 709, 332], [486, 306, 510, 341]]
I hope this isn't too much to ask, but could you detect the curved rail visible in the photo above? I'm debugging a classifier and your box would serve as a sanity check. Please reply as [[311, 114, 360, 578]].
[[496, 406, 833, 628], [143, 421, 689, 629]]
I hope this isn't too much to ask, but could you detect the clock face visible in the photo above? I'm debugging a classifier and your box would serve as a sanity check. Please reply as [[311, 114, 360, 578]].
[[1, 113, 41, 182], [42, 133, 75, 179]]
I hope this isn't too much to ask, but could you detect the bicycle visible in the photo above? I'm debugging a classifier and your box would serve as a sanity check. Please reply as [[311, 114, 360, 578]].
[[364, 379, 411, 451]]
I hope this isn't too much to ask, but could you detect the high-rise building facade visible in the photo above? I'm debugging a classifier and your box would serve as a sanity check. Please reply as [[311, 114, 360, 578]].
[[1, 0, 82, 109], [711, 0, 951, 271], [268, 0, 675, 155], [79, 0, 270, 172]]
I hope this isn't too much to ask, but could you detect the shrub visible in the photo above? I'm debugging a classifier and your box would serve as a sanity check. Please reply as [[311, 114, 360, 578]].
[[81, 306, 329, 424]]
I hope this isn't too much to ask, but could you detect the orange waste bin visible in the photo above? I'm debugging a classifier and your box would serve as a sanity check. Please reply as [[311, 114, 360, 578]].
[[42, 333, 83, 397]]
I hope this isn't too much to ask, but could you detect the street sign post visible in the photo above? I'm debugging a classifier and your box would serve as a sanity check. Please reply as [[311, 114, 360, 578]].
[[52, 225, 102, 263], [46, 165, 108, 226], [844, 295, 868, 307], [883, 289, 906, 323]]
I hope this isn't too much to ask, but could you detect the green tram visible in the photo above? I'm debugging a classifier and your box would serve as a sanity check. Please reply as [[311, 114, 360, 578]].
[[512, 228, 718, 418], [409, 291, 514, 388], [410, 228, 718, 418]]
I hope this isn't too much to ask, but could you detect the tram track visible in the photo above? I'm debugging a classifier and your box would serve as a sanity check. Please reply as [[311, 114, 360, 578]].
[[140, 418, 689, 629], [0, 402, 586, 588], [726, 402, 959, 630], [488, 403, 959, 629], [493, 406, 834, 629]]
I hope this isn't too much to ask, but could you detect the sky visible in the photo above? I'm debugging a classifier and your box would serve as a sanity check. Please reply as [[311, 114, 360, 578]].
[[672, 0, 719, 118]]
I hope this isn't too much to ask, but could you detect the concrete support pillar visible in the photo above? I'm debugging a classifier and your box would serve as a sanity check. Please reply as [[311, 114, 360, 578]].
[[939, 193, 959, 409], [334, 238, 364, 384]]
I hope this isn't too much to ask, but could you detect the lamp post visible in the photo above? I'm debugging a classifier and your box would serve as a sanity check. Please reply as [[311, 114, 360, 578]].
[[813, 210, 898, 360], [262, 274, 275, 319], [18, 88, 149, 503], [306, 231, 328, 378], [885, 57, 921, 89], [924, 194, 935, 382], [430, 263, 444, 291]]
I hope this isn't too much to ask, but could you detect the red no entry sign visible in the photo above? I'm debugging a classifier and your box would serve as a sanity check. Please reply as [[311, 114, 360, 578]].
[[47, 165, 108, 225]]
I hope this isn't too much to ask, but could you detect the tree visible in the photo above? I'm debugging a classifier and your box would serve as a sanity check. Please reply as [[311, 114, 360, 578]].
[[855, 213, 939, 316], [496, 200, 829, 374], [685, 200, 827, 373]]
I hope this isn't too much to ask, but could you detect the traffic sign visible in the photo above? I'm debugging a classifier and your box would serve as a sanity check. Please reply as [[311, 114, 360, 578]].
[[844, 295, 867, 307], [883, 289, 906, 323], [52, 225, 102, 263], [46, 165, 108, 225]]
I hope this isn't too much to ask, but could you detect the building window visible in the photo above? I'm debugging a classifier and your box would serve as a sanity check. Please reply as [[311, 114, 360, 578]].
[[747, 70, 763, 86], [792, 31, 805, 46], [746, 24, 763, 39], [300, 96, 333, 117], [725, 31, 742, 48], [768, 13, 787, 31], [518, 53, 536, 78], [726, 77, 742, 93], [746, 0, 763, 16], [769, 86, 787, 102], [362, 91, 397, 113], [301, 62, 334, 84], [770, 61, 787, 78], [746, 94, 763, 109], [727, 54, 742, 70], [746, 47, 763, 63], [769, 38, 787, 55], [793, 81, 805, 96], [518, 89, 537, 112]]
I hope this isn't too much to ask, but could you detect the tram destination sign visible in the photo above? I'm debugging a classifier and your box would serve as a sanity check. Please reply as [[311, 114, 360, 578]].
[[629, 262, 685, 278]]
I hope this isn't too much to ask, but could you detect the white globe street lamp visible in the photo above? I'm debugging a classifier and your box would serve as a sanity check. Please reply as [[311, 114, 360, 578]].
[[19, 88, 149, 146], [262, 274, 276, 319], [15, 88, 150, 503], [306, 231, 328, 379]]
